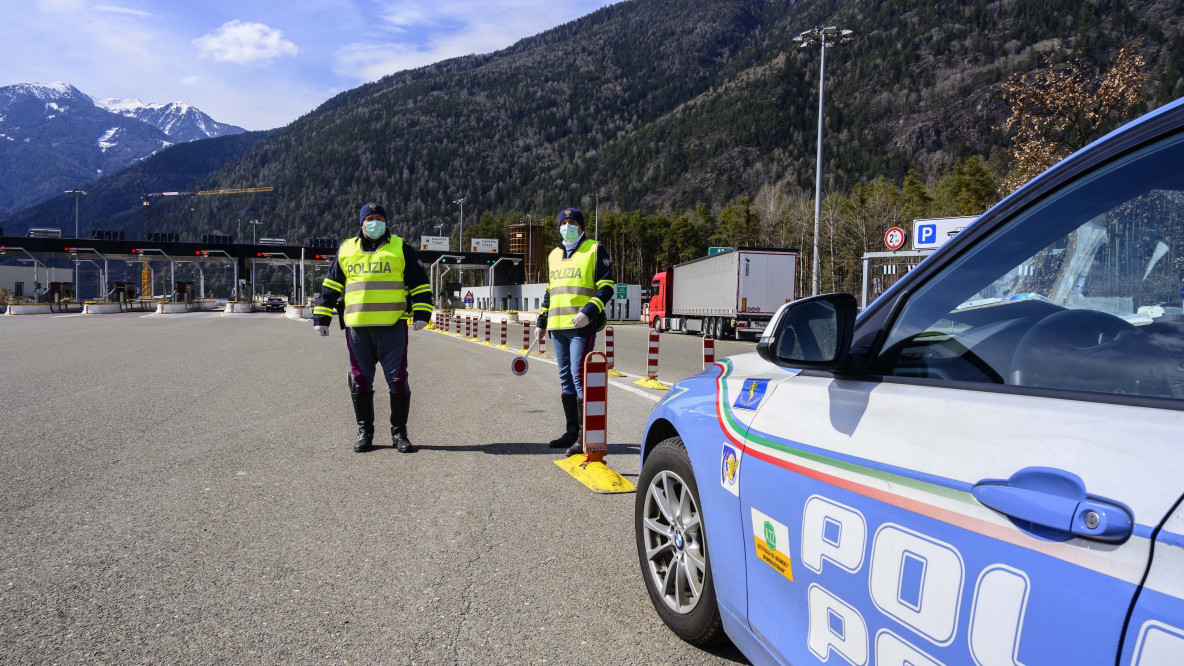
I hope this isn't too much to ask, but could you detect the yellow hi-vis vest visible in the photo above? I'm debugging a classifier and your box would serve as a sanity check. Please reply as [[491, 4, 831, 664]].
[[336, 236, 407, 327], [546, 241, 599, 330]]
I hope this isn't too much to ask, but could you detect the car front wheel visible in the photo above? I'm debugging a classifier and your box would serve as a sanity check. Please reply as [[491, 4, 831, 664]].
[[635, 436, 725, 647]]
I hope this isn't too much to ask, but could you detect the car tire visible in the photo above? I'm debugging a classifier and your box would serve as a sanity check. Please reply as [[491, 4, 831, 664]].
[[635, 436, 726, 647], [651, 316, 663, 332]]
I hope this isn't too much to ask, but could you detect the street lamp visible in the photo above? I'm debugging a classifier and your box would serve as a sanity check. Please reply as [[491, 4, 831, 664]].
[[248, 219, 262, 245], [586, 192, 599, 242], [64, 188, 88, 237], [793, 25, 854, 296], [453, 198, 465, 252]]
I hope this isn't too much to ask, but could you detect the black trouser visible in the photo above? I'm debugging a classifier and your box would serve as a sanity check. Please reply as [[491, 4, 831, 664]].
[[345, 323, 410, 395]]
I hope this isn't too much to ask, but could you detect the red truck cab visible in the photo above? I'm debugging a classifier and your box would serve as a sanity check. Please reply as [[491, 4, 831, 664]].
[[648, 269, 669, 330]]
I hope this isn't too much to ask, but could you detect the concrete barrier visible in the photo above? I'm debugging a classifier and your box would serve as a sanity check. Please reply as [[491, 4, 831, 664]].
[[83, 302, 121, 315], [224, 301, 255, 314], [4, 303, 53, 315], [155, 302, 189, 314], [284, 304, 313, 319]]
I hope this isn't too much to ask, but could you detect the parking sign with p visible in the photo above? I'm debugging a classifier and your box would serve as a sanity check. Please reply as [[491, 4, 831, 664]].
[[911, 216, 978, 250]]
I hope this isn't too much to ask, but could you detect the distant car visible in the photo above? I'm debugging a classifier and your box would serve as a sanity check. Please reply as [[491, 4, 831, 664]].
[[263, 297, 286, 312], [636, 96, 1184, 665]]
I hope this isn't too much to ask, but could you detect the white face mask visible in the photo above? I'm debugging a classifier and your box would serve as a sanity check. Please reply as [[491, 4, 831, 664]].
[[560, 223, 580, 244], [363, 219, 386, 239]]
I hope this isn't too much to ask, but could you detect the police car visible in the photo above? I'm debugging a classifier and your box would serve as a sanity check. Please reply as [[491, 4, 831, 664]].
[[636, 97, 1184, 665]]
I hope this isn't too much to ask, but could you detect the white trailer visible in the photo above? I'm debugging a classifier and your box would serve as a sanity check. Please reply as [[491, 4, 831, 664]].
[[651, 248, 797, 339]]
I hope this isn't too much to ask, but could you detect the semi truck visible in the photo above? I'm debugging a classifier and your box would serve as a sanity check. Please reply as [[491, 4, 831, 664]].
[[646, 248, 798, 340]]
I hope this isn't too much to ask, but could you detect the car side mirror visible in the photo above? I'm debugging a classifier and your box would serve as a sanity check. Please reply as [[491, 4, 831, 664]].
[[757, 293, 857, 371]]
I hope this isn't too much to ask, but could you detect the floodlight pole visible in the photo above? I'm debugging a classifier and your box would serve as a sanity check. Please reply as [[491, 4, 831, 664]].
[[453, 198, 465, 253], [64, 189, 87, 239], [795, 26, 854, 296]]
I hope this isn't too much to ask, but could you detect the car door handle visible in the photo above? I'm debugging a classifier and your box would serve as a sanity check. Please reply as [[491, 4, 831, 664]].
[[972, 467, 1133, 542]]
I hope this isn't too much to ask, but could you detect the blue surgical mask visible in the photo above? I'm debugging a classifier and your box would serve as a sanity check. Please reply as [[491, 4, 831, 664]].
[[560, 223, 580, 244], [363, 219, 386, 239]]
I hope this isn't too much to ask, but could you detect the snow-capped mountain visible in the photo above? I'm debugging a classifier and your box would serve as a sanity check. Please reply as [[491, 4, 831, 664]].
[[0, 82, 244, 217], [92, 97, 244, 142]]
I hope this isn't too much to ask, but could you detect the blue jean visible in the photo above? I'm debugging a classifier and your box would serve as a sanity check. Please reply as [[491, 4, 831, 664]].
[[551, 329, 597, 397]]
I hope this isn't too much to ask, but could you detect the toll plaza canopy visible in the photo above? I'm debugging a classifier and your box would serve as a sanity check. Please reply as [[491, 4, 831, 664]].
[[0, 234, 524, 280]]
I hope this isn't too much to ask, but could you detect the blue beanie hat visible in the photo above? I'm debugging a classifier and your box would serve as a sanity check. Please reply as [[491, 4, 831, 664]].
[[359, 202, 386, 225], [557, 207, 585, 227]]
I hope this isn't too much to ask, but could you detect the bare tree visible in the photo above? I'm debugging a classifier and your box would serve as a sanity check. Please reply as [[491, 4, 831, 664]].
[[999, 41, 1146, 194]]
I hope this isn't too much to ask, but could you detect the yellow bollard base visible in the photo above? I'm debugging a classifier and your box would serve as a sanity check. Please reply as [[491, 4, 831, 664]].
[[607, 368, 626, 377], [481, 341, 494, 346], [633, 377, 670, 390], [533, 352, 551, 359], [496, 345, 512, 350], [554, 455, 636, 494]]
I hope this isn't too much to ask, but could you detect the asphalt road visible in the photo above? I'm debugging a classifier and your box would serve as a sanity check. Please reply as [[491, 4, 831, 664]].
[[0, 311, 748, 664]]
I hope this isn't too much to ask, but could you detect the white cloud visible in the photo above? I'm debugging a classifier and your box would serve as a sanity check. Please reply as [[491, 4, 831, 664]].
[[180, 75, 199, 85], [35, 0, 85, 11], [95, 5, 153, 17], [193, 20, 299, 65], [334, 0, 600, 82]]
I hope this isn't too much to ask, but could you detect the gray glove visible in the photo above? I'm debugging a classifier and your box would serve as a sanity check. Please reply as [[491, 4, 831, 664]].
[[572, 312, 591, 329], [412, 320, 428, 331], [314, 325, 329, 336], [535, 326, 546, 342]]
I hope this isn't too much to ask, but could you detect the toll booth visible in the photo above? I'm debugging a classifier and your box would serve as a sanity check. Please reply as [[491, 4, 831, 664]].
[[111, 282, 135, 303], [175, 281, 195, 302], [47, 282, 75, 302]]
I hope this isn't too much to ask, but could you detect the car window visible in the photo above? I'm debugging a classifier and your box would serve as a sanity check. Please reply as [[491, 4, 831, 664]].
[[878, 131, 1184, 400]]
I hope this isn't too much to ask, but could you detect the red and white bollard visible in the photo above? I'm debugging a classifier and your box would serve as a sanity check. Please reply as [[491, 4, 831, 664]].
[[538, 332, 547, 356], [465, 316, 472, 338], [605, 326, 615, 368], [484, 317, 492, 344], [703, 334, 715, 370], [499, 319, 507, 347], [522, 323, 531, 350], [454, 315, 460, 335], [647, 329, 660, 379], [582, 351, 608, 463]]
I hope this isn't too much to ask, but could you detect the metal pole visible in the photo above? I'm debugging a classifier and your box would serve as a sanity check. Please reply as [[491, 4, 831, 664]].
[[861, 256, 869, 309], [460, 199, 465, 252], [74, 193, 79, 239], [812, 35, 826, 297], [595, 193, 599, 243]]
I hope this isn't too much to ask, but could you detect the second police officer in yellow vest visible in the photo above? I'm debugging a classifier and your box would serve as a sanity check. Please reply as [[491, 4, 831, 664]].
[[312, 202, 433, 453], [536, 207, 615, 456]]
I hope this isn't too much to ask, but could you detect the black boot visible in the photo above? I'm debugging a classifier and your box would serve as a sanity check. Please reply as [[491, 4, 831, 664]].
[[565, 398, 585, 457], [351, 391, 375, 453], [390, 393, 415, 453], [548, 394, 580, 449]]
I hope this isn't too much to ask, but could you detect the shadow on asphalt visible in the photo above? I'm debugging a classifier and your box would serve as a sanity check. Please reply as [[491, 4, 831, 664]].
[[700, 642, 751, 664], [415, 442, 641, 456]]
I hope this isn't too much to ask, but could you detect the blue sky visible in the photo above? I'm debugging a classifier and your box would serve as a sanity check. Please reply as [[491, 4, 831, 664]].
[[1, 0, 618, 131]]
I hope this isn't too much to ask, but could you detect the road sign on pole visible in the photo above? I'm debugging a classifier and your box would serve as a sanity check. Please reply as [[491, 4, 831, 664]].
[[884, 227, 906, 251]]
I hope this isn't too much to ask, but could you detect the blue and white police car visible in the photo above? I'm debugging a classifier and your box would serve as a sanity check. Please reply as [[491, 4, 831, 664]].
[[635, 97, 1184, 666]]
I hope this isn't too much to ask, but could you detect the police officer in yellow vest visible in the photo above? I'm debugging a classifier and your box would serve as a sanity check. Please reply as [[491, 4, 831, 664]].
[[536, 207, 615, 456], [312, 202, 433, 453]]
